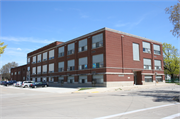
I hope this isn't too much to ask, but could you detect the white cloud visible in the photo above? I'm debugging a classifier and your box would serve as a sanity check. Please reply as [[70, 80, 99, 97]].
[[0, 36, 56, 44], [17, 48, 22, 51]]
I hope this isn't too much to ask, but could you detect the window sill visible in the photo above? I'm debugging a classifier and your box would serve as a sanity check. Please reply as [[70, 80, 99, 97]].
[[143, 52, 151, 54], [67, 53, 75, 56], [154, 54, 161, 56]]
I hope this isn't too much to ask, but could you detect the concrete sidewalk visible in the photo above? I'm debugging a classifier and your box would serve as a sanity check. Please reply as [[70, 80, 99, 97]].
[[72, 83, 178, 94]]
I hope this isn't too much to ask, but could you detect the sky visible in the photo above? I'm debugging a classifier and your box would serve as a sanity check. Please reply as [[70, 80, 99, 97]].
[[0, 0, 179, 69]]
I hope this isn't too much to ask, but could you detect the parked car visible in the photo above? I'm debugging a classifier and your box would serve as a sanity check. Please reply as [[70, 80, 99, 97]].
[[0, 81, 6, 85], [22, 81, 34, 88], [2, 80, 17, 86], [29, 82, 48, 88], [14, 81, 22, 87]]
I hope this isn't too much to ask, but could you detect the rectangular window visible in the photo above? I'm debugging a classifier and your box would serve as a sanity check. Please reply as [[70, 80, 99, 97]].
[[67, 76, 74, 83], [67, 59, 75, 71], [37, 66, 41, 74], [11, 73, 13, 75], [153, 44, 161, 55], [43, 65, 47, 74], [49, 63, 54, 73], [58, 61, 64, 72], [37, 78, 41, 82], [92, 54, 104, 68], [79, 76, 87, 83], [37, 54, 41, 63], [79, 57, 88, 70], [49, 50, 54, 60], [43, 52, 47, 61], [23, 77, 25, 80], [67, 43, 75, 55], [143, 42, 151, 53], [58, 77, 64, 83], [58, 46, 64, 57], [133, 43, 140, 61], [27, 67, 30, 71], [92, 33, 103, 49], [156, 76, 163, 82], [32, 56, 36, 64], [154, 60, 161, 70], [18, 71, 20, 75], [43, 77, 47, 82], [15, 72, 17, 75], [27, 58, 30, 64], [32, 67, 36, 75], [144, 75, 153, 82], [79, 39, 87, 52], [143, 59, 151, 70], [49, 77, 54, 82]]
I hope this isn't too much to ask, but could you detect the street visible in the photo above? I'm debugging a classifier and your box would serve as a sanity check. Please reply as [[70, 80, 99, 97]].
[[0, 85, 180, 119]]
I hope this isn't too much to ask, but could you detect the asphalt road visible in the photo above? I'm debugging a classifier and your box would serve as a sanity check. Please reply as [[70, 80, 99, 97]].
[[0, 85, 180, 119]]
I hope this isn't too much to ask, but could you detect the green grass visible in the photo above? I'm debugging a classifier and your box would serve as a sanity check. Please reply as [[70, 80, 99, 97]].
[[78, 88, 94, 91], [175, 83, 180, 85]]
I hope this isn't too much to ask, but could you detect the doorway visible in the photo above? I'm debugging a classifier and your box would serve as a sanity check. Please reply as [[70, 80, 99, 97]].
[[82, 79, 85, 83], [134, 72, 137, 85]]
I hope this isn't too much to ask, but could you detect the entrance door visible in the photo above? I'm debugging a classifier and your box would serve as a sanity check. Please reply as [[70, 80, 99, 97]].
[[70, 79, 73, 83], [134, 72, 137, 85]]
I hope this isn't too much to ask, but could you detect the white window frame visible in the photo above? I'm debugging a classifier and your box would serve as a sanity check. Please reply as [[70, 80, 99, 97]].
[[32, 67, 36, 75], [67, 43, 75, 55], [43, 52, 47, 61], [49, 63, 54, 73], [37, 66, 41, 74], [79, 57, 88, 70], [58, 46, 64, 57], [42, 65, 47, 74], [92, 54, 104, 68], [37, 54, 41, 63], [143, 42, 151, 53], [143, 58, 151, 70], [79, 39, 87, 52], [92, 33, 103, 49], [67, 59, 75, 71], [153, 44, 161, 55], [133, 43, 140, 61], [32, 56, 36, 64], [49, 49, 54, 60], [58, 62, 64, 72], [154, 60, 162, 70]]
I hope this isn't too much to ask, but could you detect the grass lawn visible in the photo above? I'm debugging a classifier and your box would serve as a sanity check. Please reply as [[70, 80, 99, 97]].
[[78, 88, 94, 91]]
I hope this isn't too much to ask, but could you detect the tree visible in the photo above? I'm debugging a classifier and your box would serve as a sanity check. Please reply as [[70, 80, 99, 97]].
[[0, 62, 18, 80], [165, 1, 180, 38], [0, 41, 7, 56], [163, 43, 180, 82]]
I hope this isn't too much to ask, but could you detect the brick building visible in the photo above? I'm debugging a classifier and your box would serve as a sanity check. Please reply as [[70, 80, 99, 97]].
[[11, 27, 164, 87]]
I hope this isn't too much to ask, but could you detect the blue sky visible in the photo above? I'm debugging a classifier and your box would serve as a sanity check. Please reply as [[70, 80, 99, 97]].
[[0, 0, 179, 68]]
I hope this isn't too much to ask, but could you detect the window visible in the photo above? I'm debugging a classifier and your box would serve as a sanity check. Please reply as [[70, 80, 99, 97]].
[[79, 57, 88, 70], [49, 77, 54, 82], [67, 76, 74, 83], [67, 59, 75, 71], [49, 50, 54, 60], [79, 76, 87, 83], [32, 56, 36, 64], [43, 65, 47, 74], [92, 33, 103, 49], [153, 44, 161, 55], [156, 76, 163, 82], [37, 78, 41, 82], [18, 71, 21, 75], [92, 75, 104, 84], [143, 42, 151, 53], [49, 63, 54, 73], [79, 39, 87, 52], [58, 62, 64, 72], [67, 43, 75, 55], [11, 73, 13, 75], [15, 72, 17, 75], [32, 78, 36, 82], [43, 52, 47, 61], [32, 67, 36, 75], [92, 54, 103, 68], [133, 43, 140, 61], [154, 60, 161, 70], [27, 58, 30, 64], [58, 77, 64, 83], [37, 54, 41, 63], [23, 77, 25, 80], [37, 66, 41, 74], [27, 67, 30, 71], [43, 77, 47, 82], [58, 46, 64, 57], [144, 76, 153, 82], [143, 59, 151, 70]]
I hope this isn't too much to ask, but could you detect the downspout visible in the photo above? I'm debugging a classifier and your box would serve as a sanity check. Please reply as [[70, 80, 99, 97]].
[[121, 35, 124, 73]]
